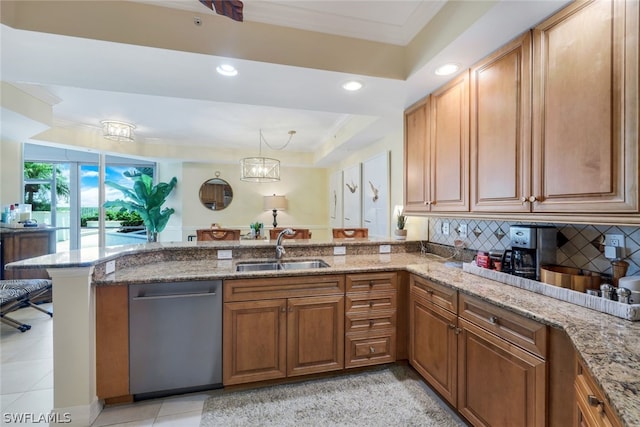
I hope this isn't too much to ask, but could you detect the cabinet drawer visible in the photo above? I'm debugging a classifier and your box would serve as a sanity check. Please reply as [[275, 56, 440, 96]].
[[345, 309, 396, 333], [224, 275, 344, 302], [346, 272, 397, 293], [575, 359, 622, 427], [346, 291, 396, 313], [459, 293, 547, 358], [410, 275, 457, 313], [345, 331, 396, 368]]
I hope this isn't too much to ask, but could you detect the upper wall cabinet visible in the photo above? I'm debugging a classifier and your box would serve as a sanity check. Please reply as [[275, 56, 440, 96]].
[[470, 32, 532, 213], [404, 72, 470, 213], [430, 71, 470, 212], [531, 0, 639, 213], [404, 98, 430, 213]]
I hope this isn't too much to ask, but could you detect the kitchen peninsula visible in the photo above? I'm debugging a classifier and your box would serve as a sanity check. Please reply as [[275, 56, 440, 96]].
[[6, 239, 640, 427]]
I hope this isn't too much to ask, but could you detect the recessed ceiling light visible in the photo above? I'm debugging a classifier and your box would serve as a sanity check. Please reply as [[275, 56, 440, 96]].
[[342, 80, 363, 91], [216, 64, 238, 77], [435, 63, 460, 76]]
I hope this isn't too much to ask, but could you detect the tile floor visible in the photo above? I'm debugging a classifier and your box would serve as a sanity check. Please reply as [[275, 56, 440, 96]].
[[1, 303, 207, 426]]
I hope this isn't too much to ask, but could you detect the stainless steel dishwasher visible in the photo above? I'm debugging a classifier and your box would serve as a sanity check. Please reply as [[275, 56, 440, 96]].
[[129, 280, 222, 399]]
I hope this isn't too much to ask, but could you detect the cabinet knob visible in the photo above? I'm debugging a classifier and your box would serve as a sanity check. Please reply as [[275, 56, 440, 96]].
[[369, 301, 375, 308], [488, 316, 499, 325], [528, 195, 538, 203], [426, 289, 434, 295], [447, 324, 456, 330], [369, 346, 375, 354], [281, 307, 286, 312], [454, 327, 462, 335], [520, 196, 528, 205], [369, 320, 375, 328], [369, 281, 374, 287]]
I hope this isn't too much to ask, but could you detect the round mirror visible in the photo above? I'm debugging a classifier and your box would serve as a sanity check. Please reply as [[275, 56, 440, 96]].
[[199, 175, 233, 210]]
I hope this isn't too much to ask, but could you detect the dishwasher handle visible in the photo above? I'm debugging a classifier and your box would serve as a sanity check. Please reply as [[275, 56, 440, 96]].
[[132, 291, 216, 301]]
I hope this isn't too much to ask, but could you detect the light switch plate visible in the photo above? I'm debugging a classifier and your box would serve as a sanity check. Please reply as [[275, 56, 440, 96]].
[[105, 260, 115, 274], [217, 250, 233, 259], [333, 246, 346, 256], [379, 244, 391, 254]]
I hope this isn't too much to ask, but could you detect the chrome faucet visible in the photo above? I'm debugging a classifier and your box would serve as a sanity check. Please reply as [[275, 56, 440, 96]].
[[275, 228, 295, 259]]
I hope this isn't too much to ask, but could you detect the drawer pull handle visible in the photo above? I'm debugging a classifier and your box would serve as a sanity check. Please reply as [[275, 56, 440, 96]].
[[587, 395, 603, 407], [369, 281, 374, 287], [370, 346, 375, 354], [369, 320, 375, 328], [426, 289, 434, 295], [369, 301, 374, 307], [447, 324, 456, 330], [488, 316, 499, 325]]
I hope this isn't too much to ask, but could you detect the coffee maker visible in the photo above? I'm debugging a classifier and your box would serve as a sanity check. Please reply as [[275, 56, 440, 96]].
[[501, 225, 557, 280]]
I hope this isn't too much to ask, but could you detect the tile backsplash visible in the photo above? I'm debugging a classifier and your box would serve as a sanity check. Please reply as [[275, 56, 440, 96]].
[[427, 217, 640, 277]]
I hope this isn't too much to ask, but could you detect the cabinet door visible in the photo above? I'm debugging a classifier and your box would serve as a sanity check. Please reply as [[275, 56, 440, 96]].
[[96, 285, 129, 401], [409, 291, 457, 406], [287, 295, 344, 377], [2, 231, 54, 280], [471, 31, 532, 212], [223, 299, 287, 385], [458, 318, 546, 427], [430, 71, 470, 212], [532, 0, 639, 213], [404, 99, 431, 213]]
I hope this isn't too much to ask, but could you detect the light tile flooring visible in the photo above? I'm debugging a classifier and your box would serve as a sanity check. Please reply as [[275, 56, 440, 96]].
[[1, 304, 207, 426]]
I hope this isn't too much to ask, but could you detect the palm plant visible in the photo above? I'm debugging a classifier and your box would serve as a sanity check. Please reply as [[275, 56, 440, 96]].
[[104, 174, 177, 242]]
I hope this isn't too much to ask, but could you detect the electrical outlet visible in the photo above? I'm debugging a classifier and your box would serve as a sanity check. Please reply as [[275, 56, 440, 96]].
[[379, 244, 391, 254], [217, 250, 233, 259], [442, 222, 450, 235], [458, 224, 468, 239], [605, 234, 625, 248], [105, 260, 115, 274]]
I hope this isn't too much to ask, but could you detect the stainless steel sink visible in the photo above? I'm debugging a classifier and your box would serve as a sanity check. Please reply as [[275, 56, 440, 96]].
[[235, 259, 330, 272]]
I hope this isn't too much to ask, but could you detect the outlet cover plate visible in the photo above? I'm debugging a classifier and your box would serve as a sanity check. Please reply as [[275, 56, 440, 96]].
[[604, 234, 625, 248], [217, 250, 233, 259], [458, 224, 468, 239], [105, 260, 115, 274], [333, 246, 346, 256], [379, 244, 391, 254], [442, 222, 450, 235]]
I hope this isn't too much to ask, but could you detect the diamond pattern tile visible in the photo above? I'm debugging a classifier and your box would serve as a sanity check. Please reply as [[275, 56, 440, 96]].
[[427, 217, 640, 277]]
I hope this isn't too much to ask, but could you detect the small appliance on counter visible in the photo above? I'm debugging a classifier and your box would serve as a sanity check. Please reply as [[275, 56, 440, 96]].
[[618, 276, 640, 304], [501, 225, 557, 281]]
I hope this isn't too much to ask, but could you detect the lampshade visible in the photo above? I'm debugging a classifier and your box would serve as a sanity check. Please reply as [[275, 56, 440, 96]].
[[241, 157, 280, 182], [101, 120, 135, 142], [264, 195, 287, 211]]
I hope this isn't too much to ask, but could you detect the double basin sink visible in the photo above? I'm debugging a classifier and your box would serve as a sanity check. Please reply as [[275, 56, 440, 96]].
[[236, 259, 330, 272]]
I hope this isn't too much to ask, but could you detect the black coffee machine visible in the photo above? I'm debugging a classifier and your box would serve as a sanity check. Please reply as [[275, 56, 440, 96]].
[[501, 225, 557, 281]]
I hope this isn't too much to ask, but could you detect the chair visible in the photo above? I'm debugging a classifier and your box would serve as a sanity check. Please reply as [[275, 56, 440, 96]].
[[196, 228, 241, 241], [332, 228, 368, 238], [0, 279, 53, 332], [269, 228, 311, 240]]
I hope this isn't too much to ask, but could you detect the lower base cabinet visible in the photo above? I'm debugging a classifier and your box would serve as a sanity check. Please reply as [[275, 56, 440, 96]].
[[409, 274, 548, 427], [223, 275, 345, 386], [457, 318, 546, 427]]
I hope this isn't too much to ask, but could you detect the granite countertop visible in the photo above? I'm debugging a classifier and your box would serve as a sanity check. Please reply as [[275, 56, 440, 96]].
[[5, 242, 639, 426], [0, 225, 61, 234]]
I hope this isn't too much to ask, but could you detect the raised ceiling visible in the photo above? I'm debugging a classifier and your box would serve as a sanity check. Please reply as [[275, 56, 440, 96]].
[[0, 0, 570, 166]]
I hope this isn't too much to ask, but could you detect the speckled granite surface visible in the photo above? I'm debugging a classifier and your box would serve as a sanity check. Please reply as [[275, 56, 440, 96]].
[[5, 240, 639, 426]]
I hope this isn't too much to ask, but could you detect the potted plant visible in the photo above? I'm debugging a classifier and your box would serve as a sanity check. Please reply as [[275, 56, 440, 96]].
[[250, 222, 263, 239], [394, 208, 407, 240], [104, 174, 177, 242]]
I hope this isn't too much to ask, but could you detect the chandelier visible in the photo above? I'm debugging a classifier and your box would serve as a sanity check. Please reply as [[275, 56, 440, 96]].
[[240, 129, 296, 182], [101, 120, 136, 142]]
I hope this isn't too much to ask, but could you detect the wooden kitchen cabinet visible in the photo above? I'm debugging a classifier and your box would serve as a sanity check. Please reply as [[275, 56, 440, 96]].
[[223, 299, 288, 385], [403, 71, 469, 213], [531, 0, 639, 213], [0, 229, 56, 280], [409, 276, 457, 406], [287, 294, 344, 377], [404, 99, 431, 213], [575, 358, 622, 427], [96, 285, 130, 402], [345, 272, 397, 368], [470, 31, 532, 213], [429, 71, 470, 212], [223, 275, 345, 385]]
